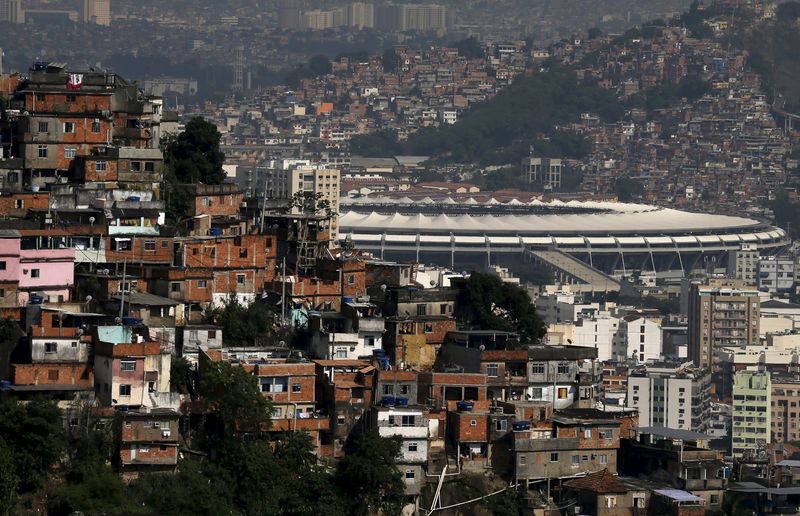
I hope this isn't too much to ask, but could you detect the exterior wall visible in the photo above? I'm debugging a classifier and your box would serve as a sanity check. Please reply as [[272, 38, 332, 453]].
[[11, 362, 93, 386], [30, 335, 89, 363], [771, 380, 800, 443], [617, 317, 662, 363], [103, 236, 172, 264]]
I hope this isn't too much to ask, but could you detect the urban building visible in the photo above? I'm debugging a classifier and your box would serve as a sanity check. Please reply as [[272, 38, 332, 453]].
[[688, 280, 760, 370], [521, 156, 562, 190], [757, 256, 795, 294], [726, 244, 759, 283], [731, 370, 771, 459]]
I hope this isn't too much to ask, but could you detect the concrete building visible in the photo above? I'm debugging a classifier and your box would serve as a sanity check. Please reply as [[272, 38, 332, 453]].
[[757, 256, 795, 294], [371, 404, 428, 495], [727, 243, 759, 283], [0, 0, 22, 23], [626, 362, 711, 432], [527, 345, 600, 410], [522, 156, 562, 190], [83, 0, 110, 25], [771, 377, 800, 444], [688, 280, 760, 371], [346, 2, 375, 28], [731, 370, 771, 459], [615, 315, 662, 364]]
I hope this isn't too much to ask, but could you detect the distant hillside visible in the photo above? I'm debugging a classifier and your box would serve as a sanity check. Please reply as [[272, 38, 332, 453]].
[[351, 65, 623, 165]]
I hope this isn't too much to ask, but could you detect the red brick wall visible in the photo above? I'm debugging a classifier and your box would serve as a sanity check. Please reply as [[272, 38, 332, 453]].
[[85, 157, 118, 182], [104, 236, 172, 264], [24, 92, 112, 114], [11, 363, 93, 386], [119, 443, 178, 465], [450, 412, 488, 442], [194, 191, 244, 217], [0, 193, 50, 216]]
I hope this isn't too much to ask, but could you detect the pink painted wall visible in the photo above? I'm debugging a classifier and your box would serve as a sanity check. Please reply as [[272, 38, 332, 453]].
[[0, 237, 21, 283], [19, 249, 75, 289]]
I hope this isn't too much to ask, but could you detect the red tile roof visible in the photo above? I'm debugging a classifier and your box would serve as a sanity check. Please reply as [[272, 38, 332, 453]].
[[564, 469, 627, 494]]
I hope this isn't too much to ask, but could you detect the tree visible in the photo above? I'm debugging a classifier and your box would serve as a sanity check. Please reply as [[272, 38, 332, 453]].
[[777, 1, 800, 22], [203, 296, 280, 346], [163, 116, 226, 185], [458, 272, 546, 346], [0, 397, 66, 492], [197, 360, 272, 441], [587, 27, 603, 40], [308, 54, 332, 76], [0, 439, 17, 516], [614, 177, 644, 202], [454, 37, 484, 59], [382, 48, 399, 72], [171, 355, 195, 395], [130, 460, 237, 515], [336, 430, 404, 516], [0, 317, 22, 384]]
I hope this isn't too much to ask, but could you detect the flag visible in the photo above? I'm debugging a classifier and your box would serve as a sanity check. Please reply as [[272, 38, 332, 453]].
[[67, 73, 83, 90]]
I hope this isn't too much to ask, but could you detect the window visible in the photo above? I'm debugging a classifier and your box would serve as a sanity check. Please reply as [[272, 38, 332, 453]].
[[531, 363, 545, 375], [161, 240, 169, 248], [119, 384, 132, 396], [64, 147, 76, 159], [347, 274, 355, 285], [416, 304, 427, 316], [600, 454, 608, 464], [44, 342, 57, 353], [470, 419, 477, 427], [550, 452, 559, 462], [48, 369, 59, 381], [31, 269, 40, 278], [63, 122, 75, 133], [66, 94, 76, 102], [38, 121, 49, 133], [120, 361, 136, 372], [36, 93, 45, 101], [496, 419, 508, 431], [292, 383, 301, 393], [0, 261, 6, 270], [486, 364, 499, 377], [558, 387, 568, 399], [335, 348, 347, 359], [605, 496, 617, 508], [197, 280, 207, 288], [145, 161, 155, 172], [139, 446, 150, 453], [572, 455, 580, 465], [171, 282, 181, 292], [260, 377, 288, 393], [38, 145, 48, 158], [557, 362, 570, 374], [584, 428, 592, 439], [95, 161, 107, 172], [710, 494, 720, 504], [237, 274, 246, 285], [91, 120, 101, 133], [131, 161, 141, 172], [440, 303, 447, 315], [401, 415, 415, 427], [405, 469, 415, 479], [144, 240, 156, 251], [273, 408, 282, 417], [408, 442, 418, 452], [208, 330, 217, 339], [519, 455, 527, 465]]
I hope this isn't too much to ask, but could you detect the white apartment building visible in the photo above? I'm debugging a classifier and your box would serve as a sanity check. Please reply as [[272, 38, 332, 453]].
[[614, 315, 662, 363], [626, 362, 711, 432], [727, 243, 759, 283], [758, 256, 795, 294], [372, 405, 428, 495]]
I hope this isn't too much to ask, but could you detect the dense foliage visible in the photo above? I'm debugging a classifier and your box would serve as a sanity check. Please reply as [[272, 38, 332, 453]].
[[458, 272, 546, 346]]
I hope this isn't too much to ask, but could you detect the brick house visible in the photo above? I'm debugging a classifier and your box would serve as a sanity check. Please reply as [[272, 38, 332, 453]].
[[115, 408, 180, 479], [384, 316, 456, 370], [417, 372, 488, 409]]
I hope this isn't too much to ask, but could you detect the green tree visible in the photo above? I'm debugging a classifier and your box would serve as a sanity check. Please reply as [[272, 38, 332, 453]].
[[454, 37, 484, 59], [203, 296, 280, 346], [197, 360, 272, 441], [130, 460, 237, 515], [336, 430, 404, 516], [382, 48, 399, 72], [164, 116, 226, 185], [587, 27, 603, 40], [486, 486, 528, 516], [458, 272, 546, 346], [0, 397, 66, 491], [0, 439, 17, 516], [777, 1, 800, 21], [171, 355, 195, 395]]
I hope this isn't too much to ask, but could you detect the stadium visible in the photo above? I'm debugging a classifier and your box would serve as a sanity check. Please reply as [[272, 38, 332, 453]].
[[338, 197, 788, 276]]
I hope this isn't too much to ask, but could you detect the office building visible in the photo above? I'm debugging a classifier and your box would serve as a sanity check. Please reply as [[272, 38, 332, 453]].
[[347, 2, 374, 28], [770, 377, 800, 444], [626, 362, 712, 432], [757, 256, 795, 294], [277, 0, 302, 29], [688, 280, 760, 370], [731, 370, 771, 459]]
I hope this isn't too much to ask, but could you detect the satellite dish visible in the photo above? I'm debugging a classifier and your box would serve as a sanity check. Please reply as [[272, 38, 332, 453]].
[[85, 295, 92, 303], [89, 216, 95, 224], [430, 280, 436, 287], [479, 344, 486, 351], [380, 284, 387, 292]]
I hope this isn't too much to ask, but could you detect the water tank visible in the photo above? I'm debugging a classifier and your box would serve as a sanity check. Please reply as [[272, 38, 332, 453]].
[[127, 196, 141, 202], [512, 421, 531, 432], [29, 294, 44, 305], [395, 397, 409, 407], [381, 396, 396, 407], [456, 401, 474, 412], [342, 296, 354, 304], [0, 380, 10, 389], [122, 317, 143, 326], [372, 348, 386, 357], [209, 227, 223, 236]]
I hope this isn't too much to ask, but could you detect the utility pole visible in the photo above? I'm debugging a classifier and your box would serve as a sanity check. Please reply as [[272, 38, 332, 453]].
[[118, 257, 127, 322], [281, 256, 287, 325]]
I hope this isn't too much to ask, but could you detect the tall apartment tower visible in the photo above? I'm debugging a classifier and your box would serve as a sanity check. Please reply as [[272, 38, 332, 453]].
[[83, 0, 111, 26], [522, 156, 562, 190], [688, 280, 760, 370], [731, 370, 771, 459], [347, 2, 374, 28], [626, 362, 711, 432], [726, 243, 759, 283], [0, 0, 23, 24], [277, 0, 302, 29], [232, 46, 245, 93]]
